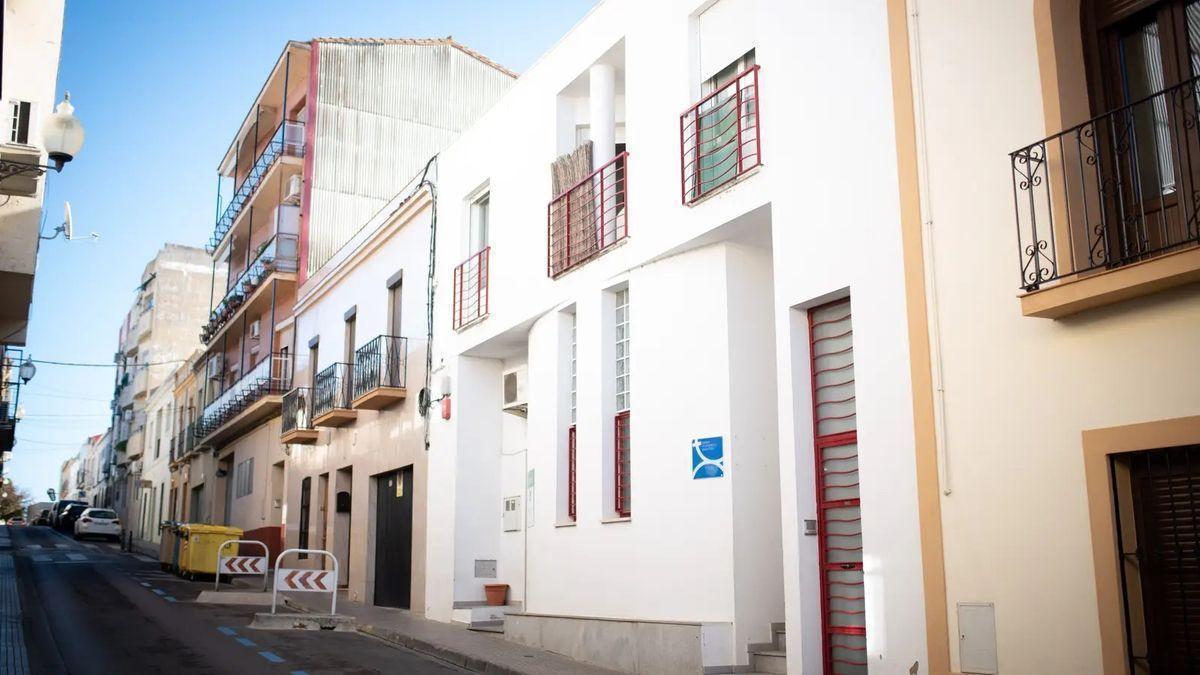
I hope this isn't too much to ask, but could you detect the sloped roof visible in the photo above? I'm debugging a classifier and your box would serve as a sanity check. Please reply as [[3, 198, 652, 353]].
[[311, 36, 517, 79]]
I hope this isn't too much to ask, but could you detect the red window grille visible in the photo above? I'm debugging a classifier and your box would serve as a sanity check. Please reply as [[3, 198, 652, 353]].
[[680, 65, 761, 205], [452, 247, 489, 330], [547, 152, 629, 278], [807, 298, 865, 674], [614, 410, 631, 517], [567, 425, 577, 522]]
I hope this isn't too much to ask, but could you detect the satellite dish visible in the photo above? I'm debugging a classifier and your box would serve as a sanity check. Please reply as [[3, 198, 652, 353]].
[[63, 201, 73, 240]]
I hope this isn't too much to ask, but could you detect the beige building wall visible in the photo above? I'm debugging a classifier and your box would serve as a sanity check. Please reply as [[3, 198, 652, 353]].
[[900, 1, 1200, 673]]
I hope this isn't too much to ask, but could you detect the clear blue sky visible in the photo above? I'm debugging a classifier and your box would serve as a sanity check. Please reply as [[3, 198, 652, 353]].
[[11, 0, 598, 502]]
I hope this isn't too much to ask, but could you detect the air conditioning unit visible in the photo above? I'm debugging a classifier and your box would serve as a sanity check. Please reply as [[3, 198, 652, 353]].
[[249, 319, 261, 340], [501, 367, 528, 417], [283, 174, 303, 205], [206, 354, 224, 380]]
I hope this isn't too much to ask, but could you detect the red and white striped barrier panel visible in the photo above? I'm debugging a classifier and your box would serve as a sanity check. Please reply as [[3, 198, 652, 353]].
[[277, 569, 333, 592], [214, 540, 270, 592], [219, 556, 265, 575], [272, 548, 339, 615]]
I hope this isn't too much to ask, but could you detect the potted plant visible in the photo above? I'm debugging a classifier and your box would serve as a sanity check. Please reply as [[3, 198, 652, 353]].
[[484, 583, 509, 606]]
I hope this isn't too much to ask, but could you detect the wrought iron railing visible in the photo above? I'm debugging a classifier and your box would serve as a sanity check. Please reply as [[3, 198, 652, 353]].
[[313, 362, 353, 419], [681, 65, 761, 204], [1011, 75, 1200, 291], [452, 248, 490, 330], [209, 120, 305, 253], [175, 421, 195, 461], [200, 233, 298, 344], [352, 336, 408, 401], [282, 387, 315, 436], [195, 352, 291, 440], [0, 347, 22, 434], [548, 152, 629, 278]]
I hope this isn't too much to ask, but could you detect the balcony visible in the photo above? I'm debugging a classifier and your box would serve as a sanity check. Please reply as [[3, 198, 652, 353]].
[[281, 387, 319, 444], [351, 336, 408, 410], [195, 352, 291, 447], [452, 248, 490, 330], [200, 233, 298, 344], [1011, 75, 1200, 318], [174, 421, 195, 462], [209, 120, 305, 253], [548, 152, 629, 278], [313, 363, 356, 427], [680, 65, 761, 204]]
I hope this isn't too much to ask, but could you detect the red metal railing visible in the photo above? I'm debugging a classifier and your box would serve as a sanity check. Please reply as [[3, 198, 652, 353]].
[[615, 411, 631, 517], [547, 152, 629, 278], [680, 65, 761, 204], [568, 425, 577, 522], [452, 247, 490, 330]]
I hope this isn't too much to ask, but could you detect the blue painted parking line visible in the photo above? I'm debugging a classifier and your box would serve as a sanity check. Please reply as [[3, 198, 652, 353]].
[[259, 652, 285, 664], [234, 636, 257, 648], [217, 626, 237, 636], [164, 596, 177, 602], [151, 588, 165, 596], [290, 671, 308, 675]]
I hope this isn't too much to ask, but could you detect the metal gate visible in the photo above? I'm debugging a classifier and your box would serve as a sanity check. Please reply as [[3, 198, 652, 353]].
[[808, 298, 866, 674], [1112, 444, 1200, 674]]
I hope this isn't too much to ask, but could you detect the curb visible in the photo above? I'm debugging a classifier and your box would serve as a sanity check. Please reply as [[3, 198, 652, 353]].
[[357, 623, 528, 675]]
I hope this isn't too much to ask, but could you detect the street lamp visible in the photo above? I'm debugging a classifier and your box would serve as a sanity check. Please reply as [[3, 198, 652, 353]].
[[0, 92, 85, 182], [18, 357, 35, 384]]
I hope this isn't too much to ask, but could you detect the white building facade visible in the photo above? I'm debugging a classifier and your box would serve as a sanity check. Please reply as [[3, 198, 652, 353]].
[[424, 1, 931, 672]]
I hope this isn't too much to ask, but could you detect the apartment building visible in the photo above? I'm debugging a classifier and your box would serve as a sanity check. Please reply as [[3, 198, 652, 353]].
[[105, 244, 218, 520], [190, 38, 513, 561], [79, 430, 108, 506], [58, 454, 79, 503], [0, 0, 65, 348], [130, 378, 174, 545], [896, 1, 1200, 674]]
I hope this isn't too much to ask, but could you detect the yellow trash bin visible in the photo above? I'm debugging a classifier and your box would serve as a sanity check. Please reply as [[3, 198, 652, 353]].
[[177, 524, 243, 579]]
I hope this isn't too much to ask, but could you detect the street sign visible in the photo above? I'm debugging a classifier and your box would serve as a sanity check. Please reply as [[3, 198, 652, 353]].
[[271, 548, 339, 616], [277, 569, 333, 592], [692, 436, 725, 479], [214, 539, 270, 592]]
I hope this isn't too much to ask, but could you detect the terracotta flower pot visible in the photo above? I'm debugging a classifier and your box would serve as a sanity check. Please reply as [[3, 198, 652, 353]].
[[484, 583, 509, 606]]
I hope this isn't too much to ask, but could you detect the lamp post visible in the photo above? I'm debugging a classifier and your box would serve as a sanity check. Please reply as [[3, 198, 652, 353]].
[[0, 92, 85, 183]]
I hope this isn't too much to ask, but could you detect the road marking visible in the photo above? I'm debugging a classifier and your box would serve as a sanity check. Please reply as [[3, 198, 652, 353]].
[[258, 652, 285, 664], [163, 596, 177, 603], [134, 555, 157, 563], [25, 545, 40, 550], [65, 553, 87, 562], [234, 637, 257, 648], [54, 544, 69, 549], [151, 588, 165, 596], [291, 671, 309, 675], [31, 555, 50, 563], [217, 626, 237, 636], [139, 582, 151, 587]]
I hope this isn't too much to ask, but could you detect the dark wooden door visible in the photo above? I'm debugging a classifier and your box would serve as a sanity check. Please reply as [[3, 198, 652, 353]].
[[373, 467, 413, 609]]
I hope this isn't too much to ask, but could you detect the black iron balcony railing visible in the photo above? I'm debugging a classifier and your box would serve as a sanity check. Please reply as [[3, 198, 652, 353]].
[[282, 387, 315, 435], [352, 336, 408, 401], [1011, 75, 1200, 291], [209, 120, 305, 253], [200, 233, 299, 344], [175, 421, 195, 461], [313, 363, 353, 419], [195, 352, 291, 440]]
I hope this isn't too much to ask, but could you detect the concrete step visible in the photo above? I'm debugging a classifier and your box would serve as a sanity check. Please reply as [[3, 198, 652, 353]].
[[750, 649, 787, 675]]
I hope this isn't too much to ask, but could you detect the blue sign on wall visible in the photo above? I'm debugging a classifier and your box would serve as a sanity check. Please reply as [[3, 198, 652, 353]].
[[692, 437, 725, 479]]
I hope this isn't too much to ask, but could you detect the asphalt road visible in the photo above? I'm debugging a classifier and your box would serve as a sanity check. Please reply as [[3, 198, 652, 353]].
[[6, 524, 465, 674]]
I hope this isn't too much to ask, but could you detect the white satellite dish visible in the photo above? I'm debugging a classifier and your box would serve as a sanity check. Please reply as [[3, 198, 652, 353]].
[[63, 201, 73, 239]]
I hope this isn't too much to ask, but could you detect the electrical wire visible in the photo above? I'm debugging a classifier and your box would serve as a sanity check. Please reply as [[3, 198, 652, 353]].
[[29, 358, 186, 368]]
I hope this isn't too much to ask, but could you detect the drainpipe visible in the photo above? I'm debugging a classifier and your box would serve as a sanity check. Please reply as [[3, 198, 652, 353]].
[[907, 0, 952, 495]]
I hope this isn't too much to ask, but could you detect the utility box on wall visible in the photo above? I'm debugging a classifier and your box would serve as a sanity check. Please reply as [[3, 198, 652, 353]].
[[957, 602, 998, 674], [502, 496, 521, 531]]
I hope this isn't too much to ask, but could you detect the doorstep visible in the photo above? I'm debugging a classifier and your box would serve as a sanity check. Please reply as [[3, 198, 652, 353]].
[[282, 591, 621, 675]]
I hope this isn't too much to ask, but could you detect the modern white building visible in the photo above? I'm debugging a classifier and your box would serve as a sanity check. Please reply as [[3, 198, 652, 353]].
[[421, 1, 928, 672]]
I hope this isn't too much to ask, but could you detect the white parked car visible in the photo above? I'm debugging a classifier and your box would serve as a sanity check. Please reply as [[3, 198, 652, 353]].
[[73, 508, 121, 541]]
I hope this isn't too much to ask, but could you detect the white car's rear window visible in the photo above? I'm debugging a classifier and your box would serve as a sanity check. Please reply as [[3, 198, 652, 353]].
[[87, 510, 117, 520]]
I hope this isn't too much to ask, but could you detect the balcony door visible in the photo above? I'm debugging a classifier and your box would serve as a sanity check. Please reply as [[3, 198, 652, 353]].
[[1086, 0, 1200, 264]]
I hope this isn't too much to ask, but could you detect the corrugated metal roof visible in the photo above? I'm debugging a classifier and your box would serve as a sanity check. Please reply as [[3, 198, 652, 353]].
[[311, 36, 518, 79]]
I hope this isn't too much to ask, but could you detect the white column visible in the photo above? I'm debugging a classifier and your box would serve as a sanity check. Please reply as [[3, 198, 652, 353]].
[[588, 63, 616, 170]]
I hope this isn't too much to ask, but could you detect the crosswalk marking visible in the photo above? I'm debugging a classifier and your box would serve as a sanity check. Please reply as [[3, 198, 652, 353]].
[[25, 545, 40, 551], [31, 556, 50, 563], [134, 555, 157, 564], [65, 554, 86, 562], [54, 544, 69, 549]]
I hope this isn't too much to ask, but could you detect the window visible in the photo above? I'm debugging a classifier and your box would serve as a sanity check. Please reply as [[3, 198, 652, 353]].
[[568, 313, 578, 522], [309, 342, 319, 385], [234, 457, 254, 498], [469, 191, 490, 254], [388, 276, 403, 337], [614, 289, 631, 517], [344, 314, 356, 364], [7, 101, 33, 145]]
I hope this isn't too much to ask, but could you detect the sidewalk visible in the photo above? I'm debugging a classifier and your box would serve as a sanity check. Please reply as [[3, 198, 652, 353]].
[[281, 590, 622, 675]]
